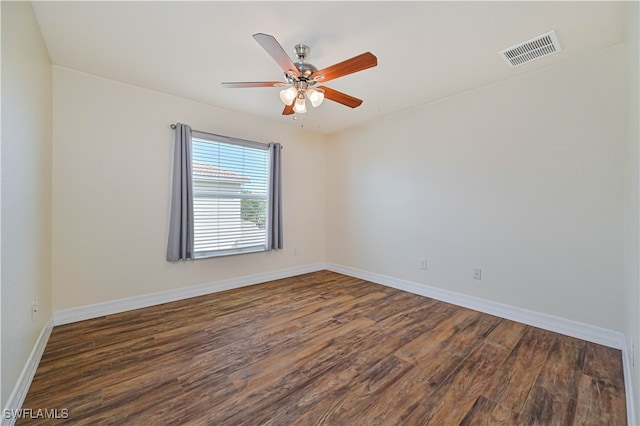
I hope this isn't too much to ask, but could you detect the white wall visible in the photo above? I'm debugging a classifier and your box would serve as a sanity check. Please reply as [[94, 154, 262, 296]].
[[52, 67, 327, 311], [327, 44, 626, 331], [624, 0, 640, 420], [0, 2, 634, 419], [1, 1, 53, 408]]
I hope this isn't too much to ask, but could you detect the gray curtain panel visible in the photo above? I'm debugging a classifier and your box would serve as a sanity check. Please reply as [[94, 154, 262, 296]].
[[167, 123, 195, 261], [267, 142, 283, 250]]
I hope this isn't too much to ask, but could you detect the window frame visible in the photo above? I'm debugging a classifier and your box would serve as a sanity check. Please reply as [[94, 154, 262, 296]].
[[190, 131, 271, 259]]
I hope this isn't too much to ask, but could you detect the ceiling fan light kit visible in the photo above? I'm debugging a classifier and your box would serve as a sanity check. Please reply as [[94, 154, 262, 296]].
[[222, 33, 377, 116], [306, 87, 325, 108], [278, 79, 324, 110], [294, 95, 307, 114], [279, 86, 298, 105]]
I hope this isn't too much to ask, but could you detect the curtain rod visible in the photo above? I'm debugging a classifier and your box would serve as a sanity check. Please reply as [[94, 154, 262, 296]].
[[169, 124, 282, 149]]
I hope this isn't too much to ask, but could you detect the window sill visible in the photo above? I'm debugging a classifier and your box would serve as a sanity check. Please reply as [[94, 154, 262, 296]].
[[193, 246, 267, 259]]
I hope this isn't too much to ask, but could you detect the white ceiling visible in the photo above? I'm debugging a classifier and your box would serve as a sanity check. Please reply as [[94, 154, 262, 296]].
[[32, 1, 628, 135]]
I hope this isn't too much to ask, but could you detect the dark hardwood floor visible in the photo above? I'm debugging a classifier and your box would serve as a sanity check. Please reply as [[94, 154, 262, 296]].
[[18, 270, 626, 425]]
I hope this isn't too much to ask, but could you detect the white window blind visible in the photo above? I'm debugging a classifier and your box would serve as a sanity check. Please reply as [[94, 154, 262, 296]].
[[191, 132, 269, 258]]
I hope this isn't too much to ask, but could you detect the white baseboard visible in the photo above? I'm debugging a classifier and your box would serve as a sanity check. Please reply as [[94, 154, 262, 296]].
[[329, 263, 636, 423], [53, 261, 624, 348], [53, 263, 326, 325], [11, 263, 636, 425], [325, 263, 625, 349], [2, 317, 53, 426], [622, 335, 638, 426]]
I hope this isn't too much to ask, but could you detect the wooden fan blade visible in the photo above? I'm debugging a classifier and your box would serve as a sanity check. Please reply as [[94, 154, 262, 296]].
[[253, 33, 300, 77], [313, 52, 377, 83], [282, 103, 294, 115], [317, 86, 363, 108], [221, 81, 286, 88]]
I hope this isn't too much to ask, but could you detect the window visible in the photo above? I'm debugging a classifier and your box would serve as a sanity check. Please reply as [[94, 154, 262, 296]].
[[191, 132, 270, 258]]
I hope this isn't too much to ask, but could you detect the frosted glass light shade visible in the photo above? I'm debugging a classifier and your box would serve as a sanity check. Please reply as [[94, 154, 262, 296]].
[[293, 96, 307, 114], [306, 88, 325, 108], [279, 87, 298, 105]]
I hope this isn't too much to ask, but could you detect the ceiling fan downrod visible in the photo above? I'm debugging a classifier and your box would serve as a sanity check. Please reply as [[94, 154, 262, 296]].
[[289, 44, 318, 80]]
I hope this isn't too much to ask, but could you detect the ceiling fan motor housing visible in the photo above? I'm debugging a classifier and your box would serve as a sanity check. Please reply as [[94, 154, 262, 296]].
[[284, 62, 318, 83]]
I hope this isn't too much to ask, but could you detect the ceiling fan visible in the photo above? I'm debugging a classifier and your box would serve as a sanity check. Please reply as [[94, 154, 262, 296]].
[[222, 33, 377, 115]]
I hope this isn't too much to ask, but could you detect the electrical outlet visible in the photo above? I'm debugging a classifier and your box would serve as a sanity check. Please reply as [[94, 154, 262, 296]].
[[31, 298, 39, 318], [419, 258, 428, 270], [473, 269, 482, 280]]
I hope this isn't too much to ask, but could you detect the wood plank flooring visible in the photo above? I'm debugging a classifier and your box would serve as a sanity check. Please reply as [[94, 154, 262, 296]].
[[18, 271, 626, 425]]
